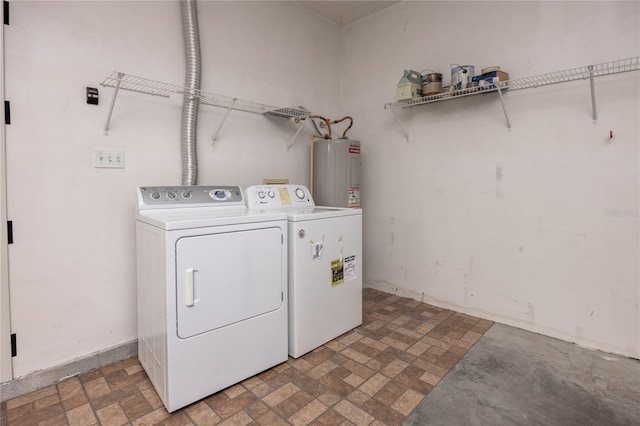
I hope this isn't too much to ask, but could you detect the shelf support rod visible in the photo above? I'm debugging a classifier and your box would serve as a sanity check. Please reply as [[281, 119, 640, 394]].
[[104, 72, 124, 135], [588, 65, 598, 123], [212, 100, 236, 143], [494, 78, 512, 130], [390, 107, 409, 141], [286, 118, 308, 151]]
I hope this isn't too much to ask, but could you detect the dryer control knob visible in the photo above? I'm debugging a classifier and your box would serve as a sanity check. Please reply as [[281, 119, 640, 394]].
[[295, 188, 305, 199], [210, 189, 229, 200], [268, 191, 276, 198], [150, 191, 161, 200], [258, 191, 266, 199], [166, 191, 177, 200], [181, 191, 192, 199]]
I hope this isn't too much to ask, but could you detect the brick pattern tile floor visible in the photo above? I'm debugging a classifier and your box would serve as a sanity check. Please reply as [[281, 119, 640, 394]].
[[1, 289, 493, 425]]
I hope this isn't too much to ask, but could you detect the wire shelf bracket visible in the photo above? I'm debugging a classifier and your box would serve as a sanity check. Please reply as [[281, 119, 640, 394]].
[[103, 72, 124, 135], [383, 56, 640, 137], [100, 72, 311, 143], [211, 101, 235, 143], [390, 107, 409, 141], [494, 78, 511, 130], [265, 108, 313, 150], [286, 119, 308, 151], [588, 65, 598, 123]]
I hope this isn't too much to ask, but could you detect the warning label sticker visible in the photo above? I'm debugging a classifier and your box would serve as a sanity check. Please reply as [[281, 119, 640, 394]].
[[331, 258, 344, 287], [348, 188, 360, 208], [344, 255, 356, 282]]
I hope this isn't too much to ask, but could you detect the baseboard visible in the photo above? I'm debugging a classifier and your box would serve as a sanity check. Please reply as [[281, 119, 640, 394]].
[[0, 339, 137, 402], [364, 282, 639, 360]]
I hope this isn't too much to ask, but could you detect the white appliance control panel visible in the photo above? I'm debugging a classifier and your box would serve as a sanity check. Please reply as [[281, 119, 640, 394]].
[[245, 185, 315, 209], [137, 186, 244, 209]]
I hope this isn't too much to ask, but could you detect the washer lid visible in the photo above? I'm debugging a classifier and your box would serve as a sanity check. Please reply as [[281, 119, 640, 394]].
[[285, 206, 362, 222], [136, 207, 287, 230]]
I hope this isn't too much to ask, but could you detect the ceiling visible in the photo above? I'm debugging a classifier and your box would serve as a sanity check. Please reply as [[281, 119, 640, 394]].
[[295, 1, 401, 26]]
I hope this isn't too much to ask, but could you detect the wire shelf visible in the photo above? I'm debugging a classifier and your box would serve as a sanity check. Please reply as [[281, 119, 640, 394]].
[[384, 57, 640, 110], [198, 95, 271, 115], [507, 57, 640, 91], [385, 83, 506, 109], [384, 56, 640, 138], [265, 107, 310, 119], [101, 72, 180, 98], [100, 72, 310, 119]]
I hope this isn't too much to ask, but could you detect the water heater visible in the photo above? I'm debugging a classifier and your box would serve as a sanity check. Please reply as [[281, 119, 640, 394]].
[[313, 138, 361, 208]]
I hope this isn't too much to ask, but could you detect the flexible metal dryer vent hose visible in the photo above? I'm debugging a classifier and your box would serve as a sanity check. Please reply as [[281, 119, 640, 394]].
[[180, 0, 201, 185]]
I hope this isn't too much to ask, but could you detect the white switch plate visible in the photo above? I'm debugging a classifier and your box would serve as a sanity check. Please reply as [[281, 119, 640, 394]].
[[95, 149, 125, 169]]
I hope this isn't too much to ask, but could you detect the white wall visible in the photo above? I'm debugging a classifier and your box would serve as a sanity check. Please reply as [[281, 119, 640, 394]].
[[4, 1, 341, 377], [342, 1, 640, 358]]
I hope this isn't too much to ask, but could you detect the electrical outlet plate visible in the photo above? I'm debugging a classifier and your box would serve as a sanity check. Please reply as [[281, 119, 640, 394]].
[[95, 149, 125, 169]]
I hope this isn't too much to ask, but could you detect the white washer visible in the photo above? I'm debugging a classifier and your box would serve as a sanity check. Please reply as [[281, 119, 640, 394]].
[[245, 185, 362, 358], [136, 186, 288, 412]]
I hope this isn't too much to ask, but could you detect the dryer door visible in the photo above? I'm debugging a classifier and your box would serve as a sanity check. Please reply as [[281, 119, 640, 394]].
[[175, 227, 283, 339]]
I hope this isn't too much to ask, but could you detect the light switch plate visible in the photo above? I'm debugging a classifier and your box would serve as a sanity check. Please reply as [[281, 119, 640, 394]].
[[95, 149, 125, 169]]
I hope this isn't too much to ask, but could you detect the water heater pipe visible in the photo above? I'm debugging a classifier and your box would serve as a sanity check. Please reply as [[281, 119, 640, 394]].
[[329, 116, 353, 138], [180, 0, 201, 185]]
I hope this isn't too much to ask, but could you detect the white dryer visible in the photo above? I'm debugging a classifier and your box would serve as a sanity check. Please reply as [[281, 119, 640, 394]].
[[136, 186, 288, 412], [245, 185, 362, 358]]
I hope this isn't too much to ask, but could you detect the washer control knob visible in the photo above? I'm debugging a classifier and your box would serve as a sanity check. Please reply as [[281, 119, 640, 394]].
[[295, 188, 306, 199], [268, 190, 276, 198], [181, 191, 192, 199], [258, 191, 266, 199], [166, 191, 177, 200], [150, 191, 161, 200]]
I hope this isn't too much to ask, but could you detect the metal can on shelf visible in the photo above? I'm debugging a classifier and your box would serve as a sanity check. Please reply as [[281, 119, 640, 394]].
[[451, 64, 475, 90], [421, 70, 443, 96]]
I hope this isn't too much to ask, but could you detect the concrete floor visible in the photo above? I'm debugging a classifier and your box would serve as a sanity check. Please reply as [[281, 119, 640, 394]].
[[404, 323, 640, 426]]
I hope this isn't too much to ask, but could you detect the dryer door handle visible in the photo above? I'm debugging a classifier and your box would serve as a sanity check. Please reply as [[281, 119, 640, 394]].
[[185, 268, 196, 307]]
